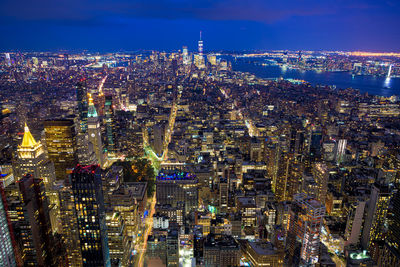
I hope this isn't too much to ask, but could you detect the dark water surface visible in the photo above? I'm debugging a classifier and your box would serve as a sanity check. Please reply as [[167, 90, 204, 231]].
[[230, 58, 400, 97]]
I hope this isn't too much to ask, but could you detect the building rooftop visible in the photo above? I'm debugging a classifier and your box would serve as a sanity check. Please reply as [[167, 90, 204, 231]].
[[20, 123, 38, 148]]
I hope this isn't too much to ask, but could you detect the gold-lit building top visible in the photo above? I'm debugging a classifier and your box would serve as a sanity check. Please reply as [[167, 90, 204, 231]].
[[18, 123, 44, 159], [21, 123, 38, 148]]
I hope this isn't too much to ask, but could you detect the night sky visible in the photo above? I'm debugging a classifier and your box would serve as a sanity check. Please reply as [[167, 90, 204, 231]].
[[0, 0, 399, 52]]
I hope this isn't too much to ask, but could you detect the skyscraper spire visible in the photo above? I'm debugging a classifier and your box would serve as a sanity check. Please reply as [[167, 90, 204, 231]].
[[198, 31, 203, 56], [21, 123, 38, 148], [87, 93, 98, 118]]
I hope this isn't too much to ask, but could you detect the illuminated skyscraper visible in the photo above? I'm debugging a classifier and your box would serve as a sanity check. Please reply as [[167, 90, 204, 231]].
[[0, 189, 16, 267], [198, 31, 203, 55], [380, 189, 400, 265], [87, 94, 105, 167], [207, 54, 217, 65], [344, 200, 366, 246], [335, 139, 347, 164], [44, 119, 78, 180], [14, 123, 55, 191], [361, 183, 391, 250], [76, 80, 88, 133], [195, 31, 205, 68], [10, 174, 57, 266], [309, 127, 322, 160], [272, 136, 299, 202], [286, 194, 325, 266], [312, 162, 329, 204], [70, 165, 110, 267], [105, 95, 115, 156], [59, 183, 83, 267], [182, 46, 189, 65], [5, 53, 11, 66]]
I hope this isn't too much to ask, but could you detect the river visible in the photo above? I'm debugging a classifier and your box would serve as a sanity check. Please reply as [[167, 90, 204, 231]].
[[229, 57, 400, 97]]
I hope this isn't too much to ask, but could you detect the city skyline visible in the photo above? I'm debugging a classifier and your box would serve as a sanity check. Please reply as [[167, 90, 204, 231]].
[[1, 1, 400, 266], [0, 0, 400, 52]]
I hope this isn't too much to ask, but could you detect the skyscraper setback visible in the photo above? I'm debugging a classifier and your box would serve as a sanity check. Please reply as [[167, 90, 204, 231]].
[[286, 194, 325, 265], [87, 94, 105, 167], [14, 123, 55, 190]]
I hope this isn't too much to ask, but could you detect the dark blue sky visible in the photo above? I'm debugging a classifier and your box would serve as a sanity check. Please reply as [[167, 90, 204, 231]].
[[0, 0, 399, 52]]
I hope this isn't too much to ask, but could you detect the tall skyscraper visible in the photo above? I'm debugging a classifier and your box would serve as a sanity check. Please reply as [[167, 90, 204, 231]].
[[76, 80, 88, 133], [87, 94, 105, 167], [59, 183, 83, 267], [105, 95, 115, 156], [70, 165, 110, 267], [380, 188, 400, 265], [14, 123, 55, 191], [361, 183, 391, 250], [198, 31, 203, 55], [5, 53, 11, 66], [207, 54, 217, 65], [344, 200, 366, 246], [195, 31, 205, 68], [44, 119, 78, 180], [10, 174, 57, 266], [0, 188, 16, 267], [286, 193, 325, 266], [272, 136, 298, 202], [309, 127, 322, 160], [335, 139, 347, 164], [182, 46, 189, 65], [312, 162, 329, 205]]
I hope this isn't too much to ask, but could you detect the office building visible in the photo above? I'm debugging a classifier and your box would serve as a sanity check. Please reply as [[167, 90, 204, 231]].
[[380, 189, 400, 266], [344, 200, 366, 247], [70, 164, 110, 267], [239, 240, 284, 267], [11, 174, 57, 266], [87, 94, 105, 167], [153, 122, 166, 157], [182, 46, 190, 65], [286, 193, 325, 266], [44, 119, 78, 180], [14, 123, 55, 191], [203, 235, 241, 267], [76, 80, 88, 133], [105, 95, 115, 156], [361, 183, 391, 250], [0, 189, 16, 267], [167, 229, 179, 267], [312, 162, 329, 204], [59, 183, 83, 267], [156, 170, 198, 214]]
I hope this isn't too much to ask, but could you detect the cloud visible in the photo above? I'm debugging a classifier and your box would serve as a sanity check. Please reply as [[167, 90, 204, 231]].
[[0, 0, 397, 25]]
